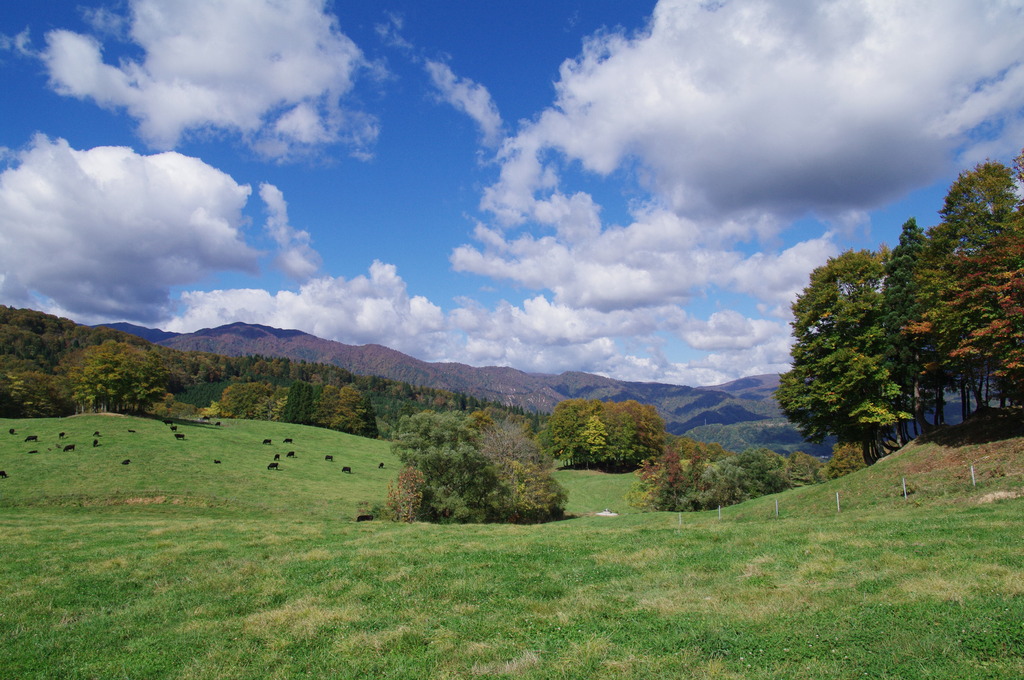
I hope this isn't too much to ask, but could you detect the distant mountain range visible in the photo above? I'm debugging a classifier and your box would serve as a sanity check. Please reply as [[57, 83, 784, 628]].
[[102, 321, 831, 457]]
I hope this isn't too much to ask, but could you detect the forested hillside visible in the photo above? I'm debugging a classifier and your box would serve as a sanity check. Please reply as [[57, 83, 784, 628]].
[[0, 306, 535, 438]]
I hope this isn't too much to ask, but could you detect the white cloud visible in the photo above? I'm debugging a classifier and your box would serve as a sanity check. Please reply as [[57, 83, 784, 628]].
[[166, 261, 448, 357], [453, 0, 1024, 384], [40, 0, 378, 159], [425, 60, 504, 147], [452, 207, 741, 312], [258, 183, 322, 281], [679, 310, 787, 351], [0, 135, 259, 323], [485, 0, 1024, 225], [727, 235, 840, 314]]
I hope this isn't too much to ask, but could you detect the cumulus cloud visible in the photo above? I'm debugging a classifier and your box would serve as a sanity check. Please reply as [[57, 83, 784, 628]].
[[454, 206, 758, 312], [0, 135, 259, 323], [447, 295, 665, 376], [426, 60, 504, 147], [485, 0, 1024, 226], [40, 0, 378, 159], [259, 183, 322, 281], [166, 261, 448, 357], [453, 0, 1024, 382], [727, 235, 840, 315], [679, 310, 787, 351]]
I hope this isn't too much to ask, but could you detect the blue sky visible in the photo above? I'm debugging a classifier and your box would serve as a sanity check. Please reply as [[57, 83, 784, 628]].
[[2, 0, 1023, 386]]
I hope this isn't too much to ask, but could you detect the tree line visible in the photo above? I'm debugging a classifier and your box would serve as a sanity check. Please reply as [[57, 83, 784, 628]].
[[777, 150, 1024, 465], [0, 306, 536, 436], [382, 395, 844, 521]]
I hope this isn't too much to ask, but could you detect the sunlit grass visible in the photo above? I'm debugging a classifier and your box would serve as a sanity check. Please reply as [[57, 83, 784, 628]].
[[1, 414, 1023, 677]]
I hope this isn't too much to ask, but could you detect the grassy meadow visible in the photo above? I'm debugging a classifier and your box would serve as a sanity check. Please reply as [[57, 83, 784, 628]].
[[1, 414, 1022, 679]]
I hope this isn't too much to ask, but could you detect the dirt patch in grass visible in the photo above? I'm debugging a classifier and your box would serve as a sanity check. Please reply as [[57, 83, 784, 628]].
[[123, 496, 168, 505], [978, 490, 1024, 503]]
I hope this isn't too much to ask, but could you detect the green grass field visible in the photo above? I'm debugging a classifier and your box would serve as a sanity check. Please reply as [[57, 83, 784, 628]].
[[2, 414, 1022, 679], [0, 415, 399, 519]]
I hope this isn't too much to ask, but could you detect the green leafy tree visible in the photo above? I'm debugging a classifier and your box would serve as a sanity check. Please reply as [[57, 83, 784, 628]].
[[580, 414, 609, 466], [478, 420, 566, 523], [391, 411, 506, 523], [540, 399, 604, 467], [881, 218, 931, 440], [0, 370, 72, 417], [696, 458, 750, 508], [313, 384, 378, 437], [777, 250, 907, 465], [219, 382, 275, 420], [602, 400, 667, 469], [68, 341, 168, 413], [282, 380, 317, 425], [824, 442, 867, 479], [785, 451, 824, 487], [541, 398, 667, 470], [733, 447, 790, 497]]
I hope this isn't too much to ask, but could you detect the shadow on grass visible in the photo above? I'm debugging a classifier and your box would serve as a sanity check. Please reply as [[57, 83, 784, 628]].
[[917, 406, 1024, 448]]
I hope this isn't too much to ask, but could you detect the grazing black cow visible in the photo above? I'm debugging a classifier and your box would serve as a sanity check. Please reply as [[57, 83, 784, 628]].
[[286, 451, 295, 458], [170, 425, 177, 432], [215, 422, 222, 426], [7, 428, 14, 435], [24, 435, 38, 442], [342, 466, 352, 474], [378, 462, 385, 469], [92, 439, 99, 448], [128, 429, 136, 433], [163, 419, 173, 425], [93, 431, 101, 437], [174, 433, 186, 440], [121, 459, 130, 465], [262, 439, 272, 445], [273, 453, 280, 461], [267, 462, 279, 470], [356, 514, 373, 522], [58, 432, 66, 439], [325, 455, 334, 461], [283, 438, 293, 443], [0, 471, 7, 479], [63, 444, 75, 452], [27, 450, 38, 454], [214, 459, 221, 464]]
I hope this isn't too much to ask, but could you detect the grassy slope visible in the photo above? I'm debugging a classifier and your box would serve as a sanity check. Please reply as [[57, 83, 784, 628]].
[[553, 468, 639, 515], [0, 415, 399, 518], [1, 413, 1022, 679]]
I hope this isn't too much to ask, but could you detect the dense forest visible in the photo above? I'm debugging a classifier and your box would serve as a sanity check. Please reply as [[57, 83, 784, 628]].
[[0, 305, 539, 438]]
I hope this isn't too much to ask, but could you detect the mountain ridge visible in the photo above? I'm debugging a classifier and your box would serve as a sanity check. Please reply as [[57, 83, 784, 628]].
[[101, 321, 828, 456]]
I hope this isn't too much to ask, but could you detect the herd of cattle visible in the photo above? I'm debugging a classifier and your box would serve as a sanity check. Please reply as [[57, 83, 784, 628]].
[[3, 422, 385, 518]]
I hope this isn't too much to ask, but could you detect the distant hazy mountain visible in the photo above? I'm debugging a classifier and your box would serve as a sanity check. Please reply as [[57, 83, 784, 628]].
[[105, 321, 829, 456]]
